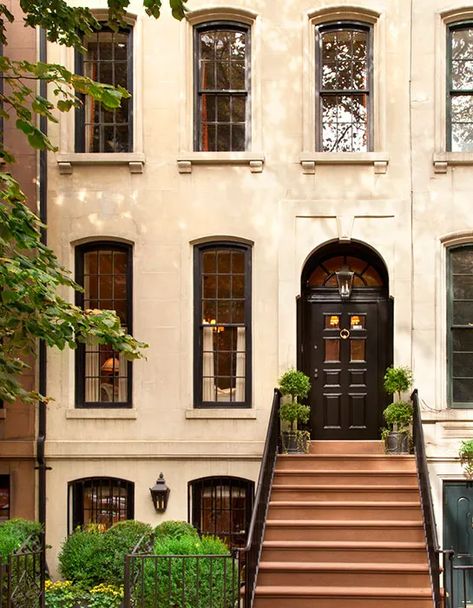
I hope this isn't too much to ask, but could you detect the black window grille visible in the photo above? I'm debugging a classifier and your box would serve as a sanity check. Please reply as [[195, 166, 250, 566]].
[[0, 475, 9, 520], [315, 22, 372, 152], [194, 22, 250, 151], [447, 245, 473, 407], [75, 242, 132, 408], [188, 476, 254, 549], [75, 25, 133, 152], [194, 242, 252, 407], [68, 477, 134, 532], [448, 23, 473, 151]]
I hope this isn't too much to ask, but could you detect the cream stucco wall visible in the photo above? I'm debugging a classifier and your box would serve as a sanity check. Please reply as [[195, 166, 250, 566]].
[[43, 0, 473, 573]]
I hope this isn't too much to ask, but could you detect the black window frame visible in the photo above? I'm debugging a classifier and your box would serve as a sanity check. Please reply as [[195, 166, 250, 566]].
[[315, 21, 373, 152], [193, 21, 251, 152], [188, 476, 254, 549], [75, 24, 134, 153], [447, 244, 473, 408], [75, 241, 133, 408], [447, 22, 473, 151], [68, 476, 134, 533], [193, 241, 252, 408], [0, 475, 10, 521]]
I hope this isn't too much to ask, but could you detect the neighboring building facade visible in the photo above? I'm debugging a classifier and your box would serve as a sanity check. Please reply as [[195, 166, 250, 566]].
[[0, 0, 39, 523], [42, 0, 473, 573]]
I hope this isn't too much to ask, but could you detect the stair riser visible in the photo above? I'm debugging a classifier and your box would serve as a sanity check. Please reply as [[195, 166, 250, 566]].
[[257, 570, 431, 587], [264, 526, 425, 542], [267, 505, 421, 520], [271, 488, 420, 501], [309, 441, 385, 455], [273, 473, 418, 486], [254, 597, 434, 608], [261, 548, 428, 563], [276, 457, 416, 472]]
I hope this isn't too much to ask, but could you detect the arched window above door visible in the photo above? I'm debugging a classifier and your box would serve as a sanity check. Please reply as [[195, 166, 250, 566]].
[[308, 255, 383, 288]]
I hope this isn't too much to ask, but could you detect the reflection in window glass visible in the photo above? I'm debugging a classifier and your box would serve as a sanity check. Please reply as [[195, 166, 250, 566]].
[[196, 25, 249, 151], [350, 338, 366, 361], [449, 26, 473, 151], [197, 244, 251, 406], [317, 25, 371, 152], [325, 338, 341, 362], [448, 245, 473, 406]]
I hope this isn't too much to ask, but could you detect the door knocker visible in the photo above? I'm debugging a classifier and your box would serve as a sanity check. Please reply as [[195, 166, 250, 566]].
[[340, 328, 350, 340]]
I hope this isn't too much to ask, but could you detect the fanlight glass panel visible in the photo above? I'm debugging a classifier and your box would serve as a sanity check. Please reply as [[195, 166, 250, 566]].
[[307, 255, 383, 288]]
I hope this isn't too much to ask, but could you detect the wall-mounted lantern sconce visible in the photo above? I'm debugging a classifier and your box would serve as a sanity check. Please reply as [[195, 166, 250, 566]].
[[335, 268, 354, 300], [150, 473, 170, 513]]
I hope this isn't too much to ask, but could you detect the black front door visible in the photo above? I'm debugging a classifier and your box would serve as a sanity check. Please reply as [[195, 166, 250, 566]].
[[302, 298, 390, 440], [444, 482, 473, 608]]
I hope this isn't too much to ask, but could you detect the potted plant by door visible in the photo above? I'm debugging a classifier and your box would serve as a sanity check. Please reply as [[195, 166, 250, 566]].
[[459, 440, 473, 478], [278, 369, 311, 454], [382, 366, 414, 454]]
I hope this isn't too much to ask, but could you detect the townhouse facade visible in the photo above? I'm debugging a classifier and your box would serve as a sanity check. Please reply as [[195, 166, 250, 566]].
[[40, 0, 473, 576]]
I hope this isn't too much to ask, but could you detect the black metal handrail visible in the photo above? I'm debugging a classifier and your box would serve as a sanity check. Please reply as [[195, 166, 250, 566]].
[[238, 388, 281, 608], [412, 389, 442, 607]]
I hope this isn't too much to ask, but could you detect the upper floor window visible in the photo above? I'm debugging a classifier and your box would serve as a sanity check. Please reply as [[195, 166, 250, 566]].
[[448, 23, 473, 151], [188, 476, 254, 549], [194, 242, 251, 407], [68, 477, 134, 532], [75, 25, 133, 153], [447, 245, 473, 407], [194, 23, 250, 151], [75, 242, 132, 408], [315, 23, 372, 152]]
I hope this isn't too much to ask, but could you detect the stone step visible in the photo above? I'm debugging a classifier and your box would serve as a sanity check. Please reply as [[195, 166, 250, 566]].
[[267, 500, 422, 520], [271, 484, 420, 502], [257, 561, 431, 588], [261, 541, 428, 564], [309, 440, 385, 455], [276, 454, 416, 472], [253, 586, 434, 608], [264, 519, 425, 542], [273, 469, 418, 486]]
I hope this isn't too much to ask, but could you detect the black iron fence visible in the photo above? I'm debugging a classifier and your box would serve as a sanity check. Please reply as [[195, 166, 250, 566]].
[[0, 533, 44, 608], [124, 552, 240, 608]]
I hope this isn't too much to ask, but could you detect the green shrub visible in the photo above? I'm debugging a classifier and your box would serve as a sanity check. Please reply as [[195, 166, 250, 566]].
[[279, 402, 310, 431], [137, 534, 237, 608], [383, 366, 414, 401], [383, 401, 413, 430], [459, 440, 473, 478], [101, 520, 154, 585], [154, 520, 199, 541], [278, 369, 310, 401], [0, 518, 42, 563], [58, 527, 107, 588]]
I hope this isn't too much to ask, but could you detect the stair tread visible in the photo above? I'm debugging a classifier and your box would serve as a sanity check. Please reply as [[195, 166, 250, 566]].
[[277, 454, 415, 459], [275, 469, 417, 474], [255, 586, 433, 597], [266, 519, 424, 527], [263, 540, 426, 548], [259, 561, 429, 572], [269, 500, 420, 506], [272, 484, 418, 490]]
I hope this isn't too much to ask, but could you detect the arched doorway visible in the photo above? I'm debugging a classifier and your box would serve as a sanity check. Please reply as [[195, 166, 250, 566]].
[[298, 241, 393, 440]]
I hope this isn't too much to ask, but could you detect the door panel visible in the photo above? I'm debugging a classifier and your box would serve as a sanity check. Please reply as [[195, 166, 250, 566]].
[[305, 300, 384, 440], [444, 482, 473, 608]]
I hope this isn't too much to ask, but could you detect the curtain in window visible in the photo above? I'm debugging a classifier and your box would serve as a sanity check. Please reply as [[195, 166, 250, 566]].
[[118, 352, 127, 401], [202, 326, 214, 401], [235, 327, 245, 401]]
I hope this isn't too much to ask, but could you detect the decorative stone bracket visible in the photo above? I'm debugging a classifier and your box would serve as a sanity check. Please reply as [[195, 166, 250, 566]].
[[177, 152, 264, 174], [300, 152, 389, 175], [56, 153, 145, 175]]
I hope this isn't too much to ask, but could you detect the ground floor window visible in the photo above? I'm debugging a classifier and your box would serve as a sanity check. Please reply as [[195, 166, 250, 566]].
[[0, 475, 9, 520], [68, 477, 134, 532], [188, 476, 254, 549]]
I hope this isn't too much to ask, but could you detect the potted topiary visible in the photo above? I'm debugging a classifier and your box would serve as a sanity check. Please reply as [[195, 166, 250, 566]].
[[278, 369, 311, 454], [382, 366, 414, 454], [459, 440, 473, 478]]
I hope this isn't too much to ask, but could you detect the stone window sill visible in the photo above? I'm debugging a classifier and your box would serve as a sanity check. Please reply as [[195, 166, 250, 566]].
[[66, 409, 137, 420], [185, 408, 256, 419], [300, 152, 389, 174], [177, 152, 264, 174], [56, 153, 145, 175], [433, 152, 473, 173]]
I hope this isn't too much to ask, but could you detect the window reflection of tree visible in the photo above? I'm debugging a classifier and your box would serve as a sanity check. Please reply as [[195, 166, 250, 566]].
[[449, 26, 473, 151]]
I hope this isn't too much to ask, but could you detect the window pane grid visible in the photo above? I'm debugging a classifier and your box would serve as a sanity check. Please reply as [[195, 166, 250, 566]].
[[317, 26, 370, 152], [197, 27, 248, 151], [71, 478, 133, 531], [449, 26, 473, 150], [79, 28, 131, 152]]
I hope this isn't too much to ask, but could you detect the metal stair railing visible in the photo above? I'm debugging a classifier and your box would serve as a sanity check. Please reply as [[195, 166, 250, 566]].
[[238, 388, 281, 608]]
